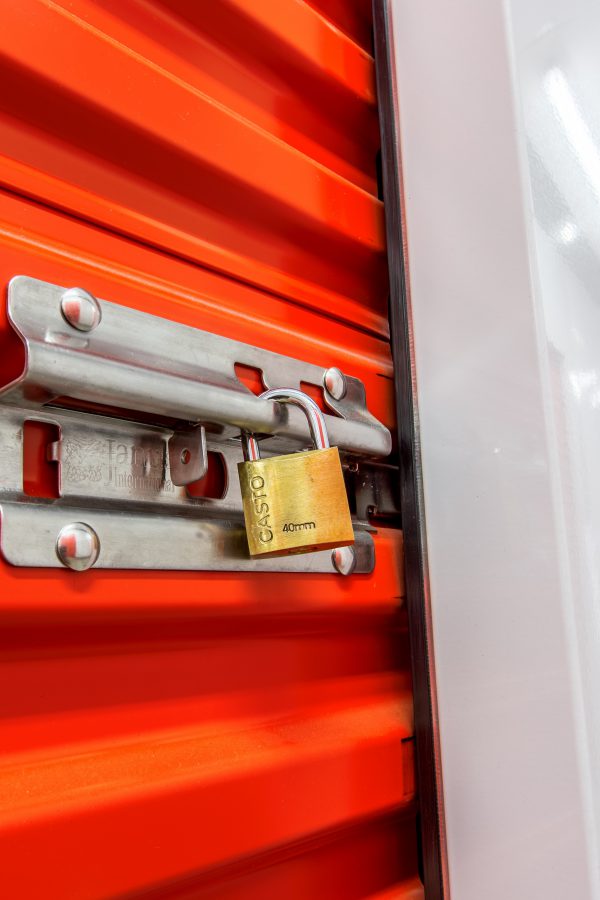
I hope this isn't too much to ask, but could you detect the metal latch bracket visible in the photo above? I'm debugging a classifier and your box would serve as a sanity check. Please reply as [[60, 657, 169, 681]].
[[0, 277, 395, 573]]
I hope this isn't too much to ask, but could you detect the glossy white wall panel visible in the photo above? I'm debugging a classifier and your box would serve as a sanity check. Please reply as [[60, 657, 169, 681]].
[[389, 0, 600, 896]]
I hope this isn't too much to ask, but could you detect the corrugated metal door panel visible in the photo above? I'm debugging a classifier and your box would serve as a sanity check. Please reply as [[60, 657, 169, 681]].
[[0, 1, 422, 897], [304, 0, 374, 51], [0, 0, 387, 336]]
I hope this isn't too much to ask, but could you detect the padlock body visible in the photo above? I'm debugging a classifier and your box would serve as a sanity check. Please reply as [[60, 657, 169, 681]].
[[238, 447, 354, 557]]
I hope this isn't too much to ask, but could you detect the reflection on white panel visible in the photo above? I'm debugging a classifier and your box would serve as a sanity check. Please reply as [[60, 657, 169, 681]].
[[522, 6, 600, 894], [389, 0, 600, 896]]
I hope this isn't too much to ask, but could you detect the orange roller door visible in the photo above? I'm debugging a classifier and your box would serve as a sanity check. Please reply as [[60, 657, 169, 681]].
[[0, 1, 424, 897]]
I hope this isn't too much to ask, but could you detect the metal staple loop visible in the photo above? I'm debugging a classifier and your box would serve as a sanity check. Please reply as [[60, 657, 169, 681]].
[[242, 388, 330, 461]]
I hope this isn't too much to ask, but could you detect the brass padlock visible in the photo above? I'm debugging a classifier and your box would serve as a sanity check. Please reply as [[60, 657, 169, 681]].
[[238, 388, 355, 558]]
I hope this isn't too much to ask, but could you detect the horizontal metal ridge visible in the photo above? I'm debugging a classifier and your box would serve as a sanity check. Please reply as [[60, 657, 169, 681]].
[[0, 502, 375, 572], [0, 696, 413, 897], [0, 0, 387, 329], [2, 276, 392, 458]]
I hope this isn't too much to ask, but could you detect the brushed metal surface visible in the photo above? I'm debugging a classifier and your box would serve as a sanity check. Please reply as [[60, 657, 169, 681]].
[[0, 501, 372, 572], [0, 278, 388, 571], [0, 406, 377, 571], [239, 447, 354, 558], [0, 406, 243, 513], [2, 276, 391, 458], [167, 426, 208, 487]]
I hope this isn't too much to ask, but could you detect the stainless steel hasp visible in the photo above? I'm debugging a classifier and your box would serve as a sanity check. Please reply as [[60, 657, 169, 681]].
[[0, 276, 397, 572]]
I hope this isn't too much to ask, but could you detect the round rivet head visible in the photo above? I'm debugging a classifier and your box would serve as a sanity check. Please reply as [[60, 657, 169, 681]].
[[56, 523, 100, 571], [324, 367, 347, 401], [332, 545, 356, 576], [60, 287, 102, 332]]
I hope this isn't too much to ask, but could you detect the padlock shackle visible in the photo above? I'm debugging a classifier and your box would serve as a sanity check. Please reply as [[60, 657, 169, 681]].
[[242, 388, 330, 461]]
